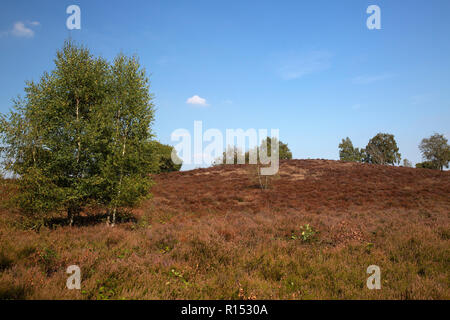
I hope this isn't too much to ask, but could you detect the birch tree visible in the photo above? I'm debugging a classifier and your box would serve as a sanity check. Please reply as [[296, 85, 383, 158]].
[[364, 133, 401, 165], [419, 133, 450, 171], [0, 42, 156, 226], [100, 54, 155, 226]]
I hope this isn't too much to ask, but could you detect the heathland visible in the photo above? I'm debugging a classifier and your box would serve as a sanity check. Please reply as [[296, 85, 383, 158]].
[[0, 160, 449, 299]]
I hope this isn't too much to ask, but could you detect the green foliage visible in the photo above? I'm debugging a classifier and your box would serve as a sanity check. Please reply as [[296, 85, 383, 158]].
[[418, 133, 450, 171], [290, 224, 317, 242], [214, 137, 292, 165], [13, 167, 64, 217], [300, 224, 316, 242], [170, 268, 189, 286], [338, 137, 364, 162], [0, 41, 157, 225], [95, 276, 120, 300], [364, 133, 401, 165], [415, 161, 438, 170], [148, 140, 182, 173], [258, 137, 292, 160], [37, 247, 58, 274]]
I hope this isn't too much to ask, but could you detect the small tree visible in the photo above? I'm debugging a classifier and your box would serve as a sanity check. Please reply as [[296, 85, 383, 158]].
[[148, 140, 182, 173], [213, 145, 245, 165], [402, 159, 413, 167], [338, 137, 364, 162], [258, 137, 292, 160], [98, 54, 155, 226], [0, 42, 110, 224], [418, 133, 450, 171], [0, 41, 156, 226], [247, 137, 283, 190], [214, 137, 292, 165], [364, 133, 401, 165]]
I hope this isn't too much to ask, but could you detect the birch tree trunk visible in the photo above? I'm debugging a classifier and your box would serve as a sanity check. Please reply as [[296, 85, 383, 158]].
[[112, 125, 128, 227], [76, 98, 81, 164]]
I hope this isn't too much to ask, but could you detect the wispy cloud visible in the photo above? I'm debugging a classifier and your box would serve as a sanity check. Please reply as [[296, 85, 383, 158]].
[[1, 21, 40, 38], [186, 95, 209, 107], [352, 73, 394, 85], [276, 50, 332, 80]]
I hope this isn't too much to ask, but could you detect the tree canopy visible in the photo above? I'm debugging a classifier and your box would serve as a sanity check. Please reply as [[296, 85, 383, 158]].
[[418, 133, 450, 171], [148, 140, 182, 173], [258, 137, 292, 160], [338, 137, 364, 162], [364, 133, 401, 165], [213, 137, 292, 165], [0, 41, 156, 226]]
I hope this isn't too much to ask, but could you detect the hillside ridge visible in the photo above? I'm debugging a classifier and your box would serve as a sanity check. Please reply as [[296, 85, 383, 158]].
[[149, 159, 450, 215]]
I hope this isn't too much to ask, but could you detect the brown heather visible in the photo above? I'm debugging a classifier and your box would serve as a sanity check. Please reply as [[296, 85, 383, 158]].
[[0, 159, 449, 299]]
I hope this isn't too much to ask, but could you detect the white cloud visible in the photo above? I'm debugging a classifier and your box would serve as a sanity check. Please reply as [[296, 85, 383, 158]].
[[186, 95, 209, 107], [12, 22, 35, 37], [1, 21, 40, 38], [276, 51, 332, 80], [352, 73, 394, 85]]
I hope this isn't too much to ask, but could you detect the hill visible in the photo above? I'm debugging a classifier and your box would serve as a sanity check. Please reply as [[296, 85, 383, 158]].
[[151, 159, 449, 216], [0, 160, 449, 299]]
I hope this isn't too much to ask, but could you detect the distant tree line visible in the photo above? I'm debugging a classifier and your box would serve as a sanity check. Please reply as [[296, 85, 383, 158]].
[[213, 137, 292, 165], [338, 132, 449, 170]]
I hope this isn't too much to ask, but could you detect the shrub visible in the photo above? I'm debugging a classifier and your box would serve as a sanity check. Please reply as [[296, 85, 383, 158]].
[[300, 224, 317, 242], [415, 161, 437, 169]]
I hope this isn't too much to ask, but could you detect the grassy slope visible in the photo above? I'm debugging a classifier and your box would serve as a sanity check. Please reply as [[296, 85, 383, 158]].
[[0, 160, 449, 299]]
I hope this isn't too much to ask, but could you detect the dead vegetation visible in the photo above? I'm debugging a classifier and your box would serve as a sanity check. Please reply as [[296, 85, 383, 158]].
[[0, 160, 449, 299]]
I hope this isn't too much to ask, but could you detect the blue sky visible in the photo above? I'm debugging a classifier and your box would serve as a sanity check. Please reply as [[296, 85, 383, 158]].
[[1, 0, 449, 170]]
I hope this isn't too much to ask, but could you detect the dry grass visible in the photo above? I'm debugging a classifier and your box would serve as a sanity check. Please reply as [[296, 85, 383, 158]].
[[0, 160, 449, 299]]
